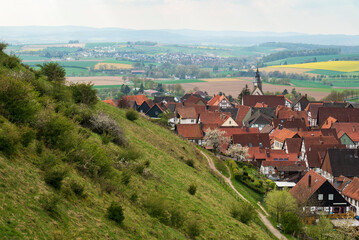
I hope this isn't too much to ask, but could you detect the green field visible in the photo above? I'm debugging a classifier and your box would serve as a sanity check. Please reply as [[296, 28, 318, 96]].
[[290, 79, 329, 88], [155, 79, 207, 84]]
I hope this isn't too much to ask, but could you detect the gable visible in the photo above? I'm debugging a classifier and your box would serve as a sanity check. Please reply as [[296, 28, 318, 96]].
[[307, 181, 350, 207]]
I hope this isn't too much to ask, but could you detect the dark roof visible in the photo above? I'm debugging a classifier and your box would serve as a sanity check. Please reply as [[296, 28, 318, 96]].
[[322, 102, 350, 108], [292, 95, 309, 106], [232, 133, 270, 148], [245, 111, 272, 127], [260, 125, 274, 134], [220, 108, 239, 120], [252, 107, 276, 119], [243, 95, 285, 108], [180, 93, 205, 102], [273, 118, 307, 130], [324, 149, 359, 177], [184, 95, 207, 105], [154, 96, 175, 103], [306, 143, 345, 168], [317, 107, 359, 126]]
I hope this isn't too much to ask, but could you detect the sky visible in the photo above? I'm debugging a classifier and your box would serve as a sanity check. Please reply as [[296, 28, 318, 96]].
[[2, 0, 359, 35]]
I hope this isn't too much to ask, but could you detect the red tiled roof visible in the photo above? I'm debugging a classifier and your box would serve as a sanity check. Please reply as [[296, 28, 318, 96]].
[[254, 102, 268, 108], [298, 129, 338, 139], [332, 122, 359, 142], [290, 170, 327, 204], [176, 107, 197, 119], [321, 116, 338, 129], [318, 107, 359, 126], [184, 95, 207, 105], [243, 95, 285, 108], [122, 95, 148, 106], [284, 138, 302, 155], [199, 111, 230, 125], [232, 133, 270, 148], [202, 123, 220, 132], [342, 177, 359, 201], [270, 127, 298, 143], [272, 118, 307, 130], [306, 143, 345, 168], [277, 109, 308, 126], [208, 95, 230, 106], [235, 105, 251, 124], [103, 99, 117, 107], [305, 102, 324, 117], [176, 124, 203, 139]]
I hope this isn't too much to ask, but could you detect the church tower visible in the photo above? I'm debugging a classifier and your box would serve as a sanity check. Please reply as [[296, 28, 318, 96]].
[[253, 67, 262, 92]]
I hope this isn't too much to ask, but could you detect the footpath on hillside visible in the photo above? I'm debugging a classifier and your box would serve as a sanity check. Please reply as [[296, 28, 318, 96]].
[[199, 150, 287, 240]]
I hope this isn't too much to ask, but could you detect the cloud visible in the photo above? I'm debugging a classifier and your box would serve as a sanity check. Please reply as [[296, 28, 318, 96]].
[[0, 0, 358, 34]]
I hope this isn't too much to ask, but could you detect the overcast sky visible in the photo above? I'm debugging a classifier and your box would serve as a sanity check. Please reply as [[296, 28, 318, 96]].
[[2, 0, 358, 35]]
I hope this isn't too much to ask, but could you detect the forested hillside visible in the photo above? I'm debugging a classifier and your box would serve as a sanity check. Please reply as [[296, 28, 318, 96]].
[[0, 44, 273, 239]]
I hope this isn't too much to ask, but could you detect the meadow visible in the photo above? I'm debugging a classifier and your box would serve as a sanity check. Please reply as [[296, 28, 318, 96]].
[[270, 61, 359, 72]]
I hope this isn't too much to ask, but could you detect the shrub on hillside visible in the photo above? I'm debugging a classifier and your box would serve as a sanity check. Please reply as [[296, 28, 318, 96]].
[[44, 168, 67, 190], [186, 159, 195, 168], [70, 83, 98, 106], [125, 109, 139, 121], [70, 181, 85, 197], [40, 194, 61, 217], [36, 112, 76, 150], [21, 126, 36, 147], [188, 184, 197, 195], [88, 112, 127, 146], [0, 75, 40, 123], [230, 201, 256, 224], [107, 202, 125, 224], [38, 62, 66, 84], [280, 212, 303, 235], [0, 118, 21, 157], [186, 219, 202, 238]]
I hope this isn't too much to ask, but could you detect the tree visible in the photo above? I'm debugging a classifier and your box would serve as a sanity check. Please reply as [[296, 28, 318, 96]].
[[238, 84, 251, 103], [264, 189, 298, 222], [139, 83, 144, 93], [107, 202, 125, 224], [38, 62, 66, 84], [230, 201, 257, 224], [70, 83, 98, 105], [226, 144, 249, 161], [124, 85, 131, 95], [280, 212, 303, 235], [305, 214, 333, 240], [204, 128, 230, 153]]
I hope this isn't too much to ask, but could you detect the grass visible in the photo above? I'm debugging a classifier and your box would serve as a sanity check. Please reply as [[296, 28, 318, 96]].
[[271, 61, 359, 72], [92, 85, 123, 89], [0, 101, 273, 239], [290, 79, 329, 88]]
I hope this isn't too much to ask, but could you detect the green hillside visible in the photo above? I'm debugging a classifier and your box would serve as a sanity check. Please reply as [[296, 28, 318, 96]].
[[0, 44, 273, 239]]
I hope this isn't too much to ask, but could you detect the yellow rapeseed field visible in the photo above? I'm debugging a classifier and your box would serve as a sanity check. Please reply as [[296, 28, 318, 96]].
[[94, 63, 133, 70], [269, 61, 359, 72]]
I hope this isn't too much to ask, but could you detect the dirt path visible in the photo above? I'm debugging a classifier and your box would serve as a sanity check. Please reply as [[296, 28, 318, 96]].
[[200, 150, 287, 240]]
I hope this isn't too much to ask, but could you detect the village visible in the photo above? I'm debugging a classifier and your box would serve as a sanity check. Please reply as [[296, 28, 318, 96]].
[[104, 68, 359, 231]]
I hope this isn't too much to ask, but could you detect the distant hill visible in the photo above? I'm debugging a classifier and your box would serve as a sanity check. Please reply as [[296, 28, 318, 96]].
[[2, 26, 359, 46]]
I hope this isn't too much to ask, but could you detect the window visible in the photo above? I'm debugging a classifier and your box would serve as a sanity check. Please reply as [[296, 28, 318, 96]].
[[274, 158, 278, 161], [279, 158, 283, 161], [191, 119, 194, 123], [328, 194, 334, 200], [284, 158, 288, 161], [318, 194, 323, 200], [249, 143, 252, 147]]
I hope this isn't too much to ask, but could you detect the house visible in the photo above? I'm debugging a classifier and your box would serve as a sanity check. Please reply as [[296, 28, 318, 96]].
[[292, 95, 309, 111], [276, 107, 309, 127], [320, 149, 359, 184], [199, 111, 238, 127], [154, 96, 175, 104], [235, 105, 252, 126], [121, 94, 148, 106], [305, 102, 323, 127], [232, 133, 271, 149], [332, 122, 359, 148], [138, 100, 154, 113], [272, 118, 307, 131], [244, 111, 272, 131], [337, 131, 356, 149], [290, 170, 352, 215], [146, 104, 165, 118], [260, 158, 305, 181], [283, 138, 302, 158], [341, 177, 359, 216], [270, 127, 299, 149], [207, 95, 232, 109], [317, 107, 359, 126], [184, 95, 207, 105], [242, 95, 290, 108], [180, 93, 206, 103], [175, 124, 204, 145]]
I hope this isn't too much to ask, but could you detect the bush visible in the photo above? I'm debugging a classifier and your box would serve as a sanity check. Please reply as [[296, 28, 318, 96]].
[[143, 194, 171, 224], [70, 83, 98, 105], [186, 159, 195, 168], [0, 75, 40, 123], [118, 148, 141, 162], [107, 202, 124, 224], [40, 194, 61, 217], [230, 201, 256, 224], [281, 212, 303, 235], [44, 168, 67, 190], [188, 184, 197, 195], [39, 62, 66, 84], [88, 112, 127, 146], [0, 118, 21, 157], [36, 112, 76, 150], [186, 219, 201, 238], [125, 109, 139, 121], [70, 181, 85, 197], [21, 126, 36, 147]]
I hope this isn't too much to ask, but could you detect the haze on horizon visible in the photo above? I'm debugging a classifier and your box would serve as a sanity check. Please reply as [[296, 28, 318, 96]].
[[2, 0, 359, 35]]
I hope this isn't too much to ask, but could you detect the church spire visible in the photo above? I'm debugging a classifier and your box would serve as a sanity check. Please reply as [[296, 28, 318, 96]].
[[253, 67, 262, 92]]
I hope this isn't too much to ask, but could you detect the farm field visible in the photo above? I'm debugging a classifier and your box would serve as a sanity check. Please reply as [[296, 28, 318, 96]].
[[155, 79, 206, 84], [66, 76, 124, 85], [93, 62, 133, 70], [270, 61, 359, 72], [260, 67, 319, 77], [265, 54, 359, 66]]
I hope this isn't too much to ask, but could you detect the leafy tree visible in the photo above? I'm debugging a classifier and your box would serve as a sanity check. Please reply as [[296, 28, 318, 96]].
[[226, 144, 249, 161], [280, 212, 302, 235], [204, 128, 230, 153], [38, 62, 66, 84], [139, 83, 144, 93], [70, 83, 98, 105], [0, 42, 8, 52], [230, 201, 257, 224], [238, 84, 251, 103], [264, 189, 298, 222], [305, 214, 333, 240], [124, 85, 131, 95]]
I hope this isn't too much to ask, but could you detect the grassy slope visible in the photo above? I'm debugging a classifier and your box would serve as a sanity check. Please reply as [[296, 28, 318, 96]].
[[0, 102, 273, 239]]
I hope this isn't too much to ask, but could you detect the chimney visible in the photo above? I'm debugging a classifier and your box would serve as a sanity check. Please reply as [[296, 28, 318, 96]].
[[308, 174, 312, 188], [279, 124, 283, 130], [266, 151, 270, 158], [353, 125, 356, 132]]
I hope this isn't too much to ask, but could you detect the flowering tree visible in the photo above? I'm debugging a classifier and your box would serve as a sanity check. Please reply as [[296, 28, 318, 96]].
[[204, 128, 230, 153], [226, 144, 249, 161]]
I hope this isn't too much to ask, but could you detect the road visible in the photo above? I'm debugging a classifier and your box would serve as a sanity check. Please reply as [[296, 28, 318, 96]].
[[200, 150, 287, 240]]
